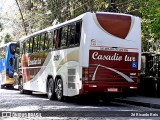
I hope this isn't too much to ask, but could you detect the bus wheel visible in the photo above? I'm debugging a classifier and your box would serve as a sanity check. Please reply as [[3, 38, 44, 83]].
[[19, 78, 24, 94], [1, 85, 5, 89], [47, 78, 55, 100], [56, 78, 64, 101]]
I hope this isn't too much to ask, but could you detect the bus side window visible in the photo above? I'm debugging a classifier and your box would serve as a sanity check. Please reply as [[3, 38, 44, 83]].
[[25, 40, 28, 54], [54, 29, 59, 49], [41, 33, 46, 50], [52, 31, 56, 49], [29, 38, 33, 53], [75, 21, 82, 45], [68, 23, 76, 47], [37, 35, 40, 52], [48, 32, 53, 50], [37, 35, 39, 51], [60, 26, 68, 48], [45, 33, 49, 50], [26, 39, 29, 53], [58, 28, 62, 48], [33, 36, 38, 53], [22, 42, 26, 54], [39, 34, 44, 51]]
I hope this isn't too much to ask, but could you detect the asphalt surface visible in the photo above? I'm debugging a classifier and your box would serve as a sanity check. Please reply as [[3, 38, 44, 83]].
[[114, 96, 160, 109], [0, 89, 160, 120]]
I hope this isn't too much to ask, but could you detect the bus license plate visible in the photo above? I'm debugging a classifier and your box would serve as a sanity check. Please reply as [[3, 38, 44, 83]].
[[108, 88, 118, 92]]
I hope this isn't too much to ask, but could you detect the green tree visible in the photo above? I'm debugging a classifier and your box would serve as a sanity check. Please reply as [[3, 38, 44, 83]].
[[135, 0, 160, 51], [47, 0, 111, 23], [15, 0, 28, 35], [114, 0, 160, 51], [14, 0, 160, 52], [4, 33, 13, 43]]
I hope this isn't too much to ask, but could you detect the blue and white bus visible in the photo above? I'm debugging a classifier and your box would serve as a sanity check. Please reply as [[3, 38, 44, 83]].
[[0, 42, 16, 88]]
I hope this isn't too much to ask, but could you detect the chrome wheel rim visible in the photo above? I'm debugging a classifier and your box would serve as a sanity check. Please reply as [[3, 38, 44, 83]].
[[19, 78, 23, 91], [48, 80, 52, 96], [56, 79, 62, 99]]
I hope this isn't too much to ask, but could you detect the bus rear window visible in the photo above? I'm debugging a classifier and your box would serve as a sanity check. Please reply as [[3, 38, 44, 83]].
[[10, 44, 16, 55]]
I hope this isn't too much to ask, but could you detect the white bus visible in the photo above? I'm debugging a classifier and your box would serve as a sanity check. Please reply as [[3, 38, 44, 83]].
[[15, 12, 141, 101]]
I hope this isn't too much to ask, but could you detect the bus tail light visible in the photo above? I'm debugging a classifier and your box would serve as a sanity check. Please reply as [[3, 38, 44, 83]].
[[6, 68, 9, 75], [82, 67, 89, 81], [130, 86, 138, 89]]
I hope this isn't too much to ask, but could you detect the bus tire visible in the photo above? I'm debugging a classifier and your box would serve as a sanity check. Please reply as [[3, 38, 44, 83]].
[[1, 85, 5, 89], [19, 77, 24, 94], [56, 78, 64, 101], [47, 78, 55, 100]]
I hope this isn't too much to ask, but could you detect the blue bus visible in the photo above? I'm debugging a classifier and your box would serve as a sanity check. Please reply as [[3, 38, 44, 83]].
[[0, 42, 16, 88]]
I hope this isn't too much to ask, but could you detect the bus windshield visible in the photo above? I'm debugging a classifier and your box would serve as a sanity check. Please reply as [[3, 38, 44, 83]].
[[10, 44, 16, 55]]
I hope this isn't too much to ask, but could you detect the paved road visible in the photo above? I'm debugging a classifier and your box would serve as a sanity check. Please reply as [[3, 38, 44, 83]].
[[0, 89, 160, 120]]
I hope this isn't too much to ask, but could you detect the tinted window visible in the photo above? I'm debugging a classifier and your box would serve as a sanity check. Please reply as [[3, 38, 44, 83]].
[[33, 36, 38, 52], [10, 44, 16, 55], [26, 40, 29, 53], [37, 35, 40, 52], [44, 33, 49, 50], [60, 26, 68, 48], [75, 21, 81, 45], [41, 33, 46, 50], [29, 38, 33, 53], [54, 29, 60, 49], [48, 32, 53, 50], [22, 42, 26, 54], [39, 35, 44, 51], [68, 24, 76, 46], [58, 29, 62, 48]]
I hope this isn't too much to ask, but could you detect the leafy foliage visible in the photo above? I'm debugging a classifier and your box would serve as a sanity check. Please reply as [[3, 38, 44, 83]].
[[135, 0, 160, 51], [4, 33, 13, 44], [16, 0, 52, 35], [47, 0, 100, 23], [9, 0, 160, 51]]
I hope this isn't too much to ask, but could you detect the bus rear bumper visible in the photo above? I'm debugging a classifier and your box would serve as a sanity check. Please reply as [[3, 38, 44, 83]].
[[1, 77, 14, 89], [5, 76, 14, 85], [79, 82, 138, 97]]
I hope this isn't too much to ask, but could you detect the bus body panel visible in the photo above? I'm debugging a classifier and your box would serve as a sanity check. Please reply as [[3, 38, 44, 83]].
[[0, 58, 6, 85], [79, 12, 141, 95], [0, 42, 16, 86], [22, 47, 81, 96]]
